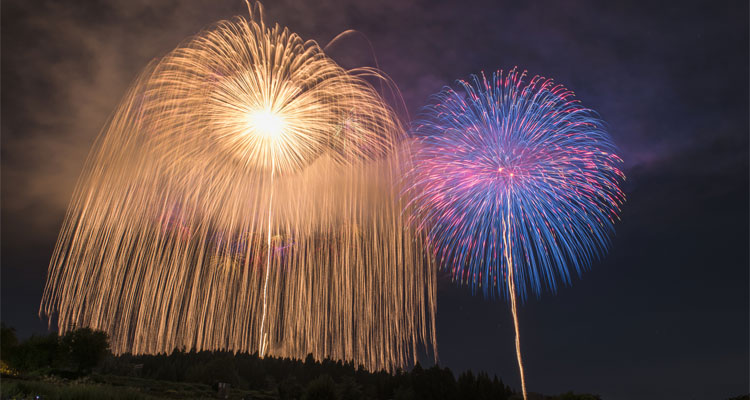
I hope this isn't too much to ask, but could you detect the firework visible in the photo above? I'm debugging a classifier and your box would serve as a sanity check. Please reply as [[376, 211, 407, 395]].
[[40, 3, 436, 372], [406, 69, 624, 397]]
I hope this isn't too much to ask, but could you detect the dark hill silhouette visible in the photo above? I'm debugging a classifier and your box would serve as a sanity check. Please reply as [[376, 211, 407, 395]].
[[1, 324, 663, 400]]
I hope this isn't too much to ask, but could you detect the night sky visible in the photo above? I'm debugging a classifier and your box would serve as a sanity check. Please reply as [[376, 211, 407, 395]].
[[2, 1, 748, 399]]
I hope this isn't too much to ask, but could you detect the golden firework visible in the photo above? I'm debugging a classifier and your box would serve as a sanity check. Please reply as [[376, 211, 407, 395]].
[[40, 2, 436, 371]]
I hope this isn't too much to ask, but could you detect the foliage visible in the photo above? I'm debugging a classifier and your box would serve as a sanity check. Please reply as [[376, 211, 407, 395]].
[[0, 325, 605, 399], [278, 375, 303, 400], [1, 323, 18, 354], [59, 328, 110, 373], [303, 374, 338, 400], [97, 348, 516, 400], [1, 377, 152, 400], [1, 326, 108, 376]]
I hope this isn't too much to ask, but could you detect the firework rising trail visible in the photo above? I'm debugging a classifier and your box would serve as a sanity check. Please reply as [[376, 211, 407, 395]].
[[406, 68, 625, 397], [40, 2, 436, 372]]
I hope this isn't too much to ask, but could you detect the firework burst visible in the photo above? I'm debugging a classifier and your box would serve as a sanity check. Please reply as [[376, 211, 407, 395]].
[[41, 2, 436, 372], [406, 68, 625, 396]]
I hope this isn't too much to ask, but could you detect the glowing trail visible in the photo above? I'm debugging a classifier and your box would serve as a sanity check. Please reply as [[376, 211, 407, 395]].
[[40, 2, 436, 372], [260, 157, 275, 358], [503, 192, 526, 400], [255, 107, 283, 358]]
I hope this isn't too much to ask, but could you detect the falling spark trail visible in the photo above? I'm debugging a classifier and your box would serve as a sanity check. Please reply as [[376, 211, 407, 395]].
[[40, 2, 437, 372], [259, 158, 275, 358], [504, 192, 527, 400]]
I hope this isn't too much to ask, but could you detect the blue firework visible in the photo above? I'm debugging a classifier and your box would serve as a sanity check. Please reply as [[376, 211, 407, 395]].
[[406, 68, 625, 300]]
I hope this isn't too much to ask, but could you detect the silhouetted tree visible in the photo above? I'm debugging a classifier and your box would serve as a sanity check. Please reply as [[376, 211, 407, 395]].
[[13, 332, 61, 371], [393, 384, 415, 400], [458, 370, 477, 399], [1, 324, 18, 367], [338, 376, 362, 400], [303, 374, 338, 400], [279, 375, 303, 400], [59, 327, 109, 373], [0, 325, 545, 399]]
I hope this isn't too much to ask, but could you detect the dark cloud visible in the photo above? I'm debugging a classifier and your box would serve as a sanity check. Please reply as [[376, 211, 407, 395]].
[[2, 0, 747, 399]]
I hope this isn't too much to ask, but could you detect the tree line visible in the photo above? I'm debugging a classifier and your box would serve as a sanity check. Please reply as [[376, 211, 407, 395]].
[[1, 324, 616, 400]]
